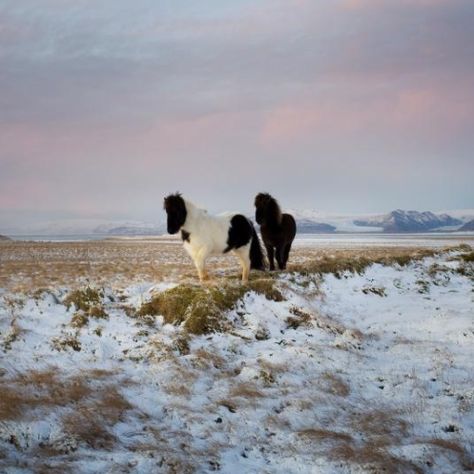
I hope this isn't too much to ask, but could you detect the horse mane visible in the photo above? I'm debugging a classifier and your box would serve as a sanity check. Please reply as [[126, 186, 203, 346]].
[[255, 193, 282, 227], [163, 192, 184, 212]]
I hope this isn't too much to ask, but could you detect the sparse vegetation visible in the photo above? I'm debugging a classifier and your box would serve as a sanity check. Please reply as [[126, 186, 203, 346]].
[[1, 240, 473, 472], [63, 287, 108, 327], [286, 306, 313, 329], [1, 320, 22, 351], [362, 286, 386, 296], [63, 287, 103, 312], [460, 251, 474, 262], [416, 279, 430, 294], [51, 335, 82, 352]]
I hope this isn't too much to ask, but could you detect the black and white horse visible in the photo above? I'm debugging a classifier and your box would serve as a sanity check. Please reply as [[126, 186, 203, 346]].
[[164, 193, 265, 283], [254, 193, 296, 271]]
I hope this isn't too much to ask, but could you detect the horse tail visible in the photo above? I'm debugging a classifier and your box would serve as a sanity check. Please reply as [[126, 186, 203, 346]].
[[249, 222, 265, 270]]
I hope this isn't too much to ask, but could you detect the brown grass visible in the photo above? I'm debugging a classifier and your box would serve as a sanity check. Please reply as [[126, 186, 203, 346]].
[[1, 319, 22, 350], [3, 239, 471, 293], [422, 438, 474, 470], [461, 251, 474, 262], [297, 428, 352, 443], [192, 348, 226, 369], [229, 382, 265, 399], [0, 368, 133, 456], [351, 408, 409, 445], [51, 335, 82, 352], [286, 306, 313, 329], [62, 387, 131, 450], [0, 369, 92, 420], [329, 443, 423, 473], [319, 372, 350, 397]]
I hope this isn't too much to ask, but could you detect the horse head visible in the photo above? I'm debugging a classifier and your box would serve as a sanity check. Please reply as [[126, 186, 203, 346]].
[[163, 193, 187, 234], [254, 193, 282, 227]]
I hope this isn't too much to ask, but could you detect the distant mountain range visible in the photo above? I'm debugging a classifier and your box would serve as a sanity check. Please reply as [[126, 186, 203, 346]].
[[291, 209, 473, 234], [99, 209, 473, 235], [2, 209, 473, 237], [94, 222, 165, 236], [353, 210, 462, 233]]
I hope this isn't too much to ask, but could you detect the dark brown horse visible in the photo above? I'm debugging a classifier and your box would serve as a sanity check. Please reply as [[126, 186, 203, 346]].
[[254, 193, 296, 271]]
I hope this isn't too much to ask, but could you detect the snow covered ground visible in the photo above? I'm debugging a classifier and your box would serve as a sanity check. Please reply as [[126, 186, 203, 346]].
[[0, 245, 473, 473]]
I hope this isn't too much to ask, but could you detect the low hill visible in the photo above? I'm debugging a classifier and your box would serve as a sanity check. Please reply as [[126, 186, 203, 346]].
[[296, 219, 336, 233]]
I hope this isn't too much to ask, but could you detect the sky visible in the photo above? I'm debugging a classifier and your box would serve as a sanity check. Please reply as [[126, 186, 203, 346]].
[[1, 0, 473, 232]]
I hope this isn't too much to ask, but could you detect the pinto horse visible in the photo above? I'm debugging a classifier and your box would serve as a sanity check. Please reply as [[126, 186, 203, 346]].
[[164, 193, 265, 283], [254, 193, 296, 271]]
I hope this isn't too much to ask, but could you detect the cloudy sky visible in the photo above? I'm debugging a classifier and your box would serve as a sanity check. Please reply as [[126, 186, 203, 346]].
[[1, 0, 473, 231]]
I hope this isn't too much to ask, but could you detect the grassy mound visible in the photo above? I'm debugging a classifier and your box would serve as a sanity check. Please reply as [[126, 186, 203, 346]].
[[138, 278, 284, 335]]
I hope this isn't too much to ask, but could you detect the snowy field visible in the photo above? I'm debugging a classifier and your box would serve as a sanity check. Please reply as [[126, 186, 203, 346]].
[[0, 239, 473, 473]]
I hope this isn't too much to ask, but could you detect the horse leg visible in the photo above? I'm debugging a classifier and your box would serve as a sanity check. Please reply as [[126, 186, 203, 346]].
[[276, 245, 285, 270], [193, 249, 209, 283], [265, 243, 275, 271], [283, 243, 292, 269], [235, 246, 251, 284]]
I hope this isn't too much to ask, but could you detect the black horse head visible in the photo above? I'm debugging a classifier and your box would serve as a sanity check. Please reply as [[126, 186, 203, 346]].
[[254, 193, 282, 227], [163, 193, 187, 234]]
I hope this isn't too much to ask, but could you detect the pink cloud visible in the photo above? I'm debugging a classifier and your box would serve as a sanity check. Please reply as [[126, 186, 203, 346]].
[[342, 0, 451, 10], [259, 80, 473, 149]]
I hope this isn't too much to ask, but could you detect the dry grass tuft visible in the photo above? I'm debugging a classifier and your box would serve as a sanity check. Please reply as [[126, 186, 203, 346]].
[[70, 312, 88, 328], [460, 251, 474, 262], [229, 382, 265, 399], [51, 335, 82, 352], [247, 278, 285, 301], [286, 306, 313, 329], [448, 243, 472, 253], [362, 286, 386, 296], [319, 372, 350, 397], [193, 348, 226, 369], [63, 287, 108, 327], [63, 287, 103, 312], [1, 319, 23, 351]]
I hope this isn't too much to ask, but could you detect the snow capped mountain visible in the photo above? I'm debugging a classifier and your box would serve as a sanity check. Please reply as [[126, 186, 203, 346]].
[[354, 210, 463, 232], [1, 219, 165, 237], [288, 210, 384, 233], [459, 219, 474, 231], [93, 221, 165, 236], [289, 209, 473, 233]]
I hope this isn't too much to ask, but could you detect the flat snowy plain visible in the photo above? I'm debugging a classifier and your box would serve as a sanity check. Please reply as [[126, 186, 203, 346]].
[[0, 236, 473, 473]]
